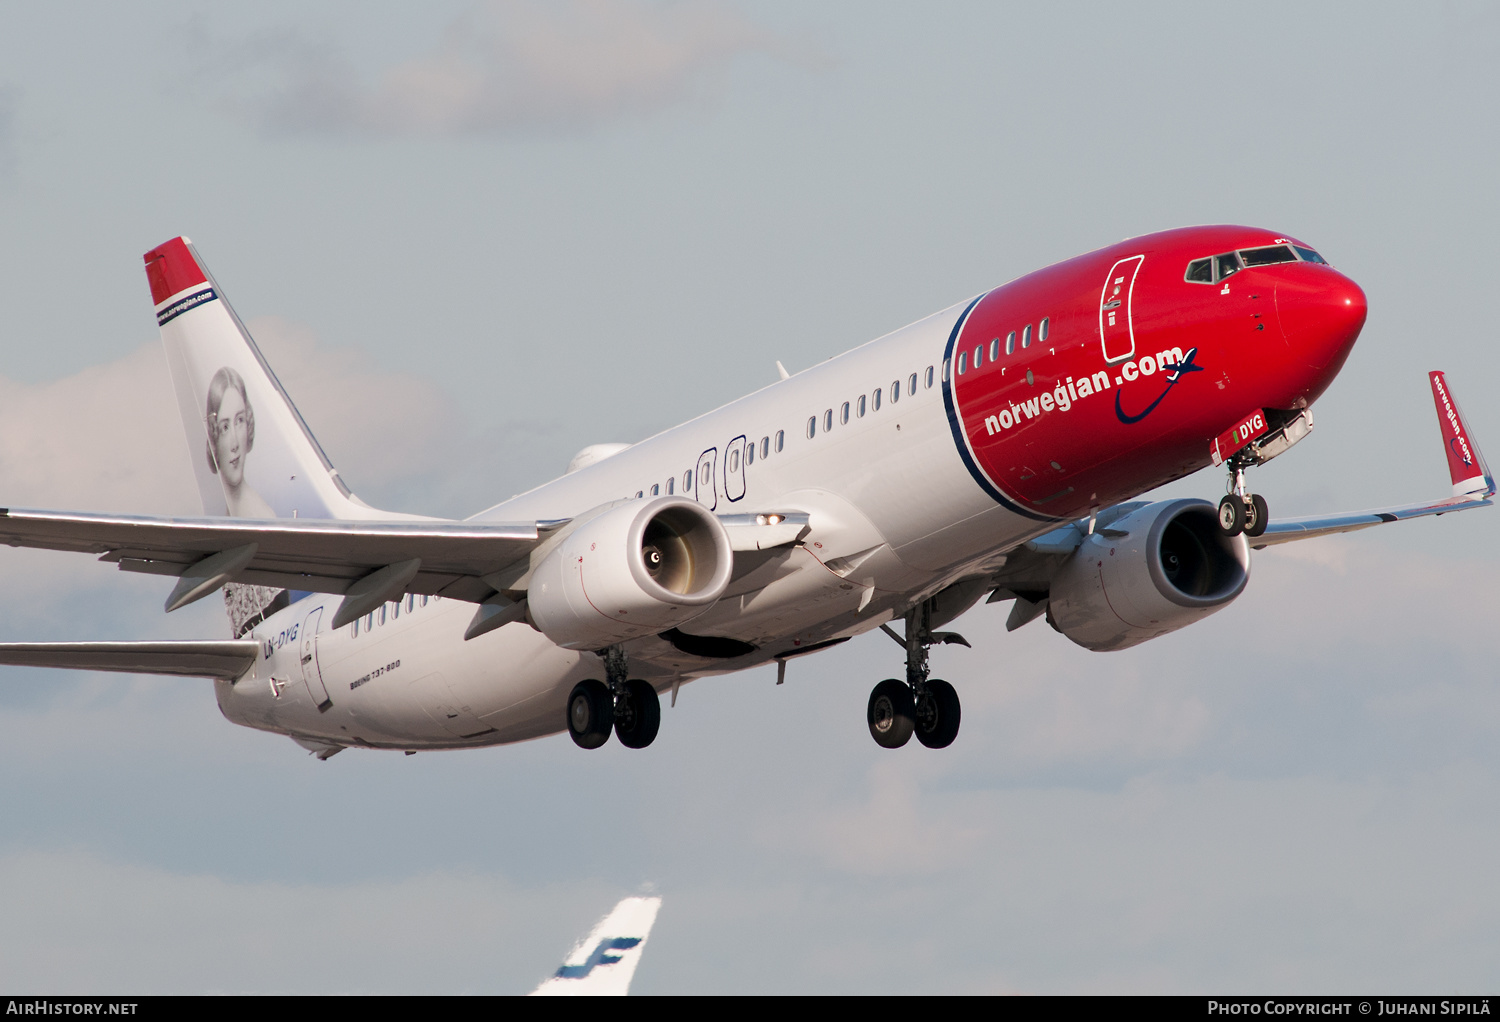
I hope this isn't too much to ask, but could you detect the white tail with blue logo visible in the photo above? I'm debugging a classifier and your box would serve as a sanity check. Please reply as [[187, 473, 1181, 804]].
[[531, 895, 662, 996]]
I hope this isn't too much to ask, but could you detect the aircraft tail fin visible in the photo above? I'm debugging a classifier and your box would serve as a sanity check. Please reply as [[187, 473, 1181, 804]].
[[530, 895, 661, 996], [1429, 371, 1494, 497], [144, 237, 387, 522]]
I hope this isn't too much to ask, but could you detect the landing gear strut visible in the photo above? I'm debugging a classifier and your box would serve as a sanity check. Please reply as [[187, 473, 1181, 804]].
[[868, 602, 966, 750], [1217, 459, 1269, 538], [567, 646, 661, 750]]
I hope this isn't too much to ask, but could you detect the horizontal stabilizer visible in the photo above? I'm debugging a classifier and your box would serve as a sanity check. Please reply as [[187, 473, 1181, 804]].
[[0, 641, 260, 679]]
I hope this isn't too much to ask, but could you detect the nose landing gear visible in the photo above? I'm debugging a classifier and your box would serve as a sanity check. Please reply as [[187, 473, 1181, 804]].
[[867, 603, 966, 750], [1217, 461, 1269, 538]]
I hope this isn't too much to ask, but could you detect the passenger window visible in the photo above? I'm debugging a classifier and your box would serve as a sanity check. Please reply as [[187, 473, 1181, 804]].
[[942, 359, 951, 382], [729, 450, 740, 472], [873, 388, 882, 411], [745, 443, 754, 466], [634, 490, 643, 499], [925, 366, 934, 388], [684, 470, 692, 490], [824, 409, 833, 432], [989, 338, 1000, 362], [807, 416, 817, 439], [365, 612, 374, 630], [1293, 246, 1328, 265], [1040, 317, 1050, 342], [392, 600, 399, 620], [651, 483, 660, 496], [841, 401, 850, 425], [1185, 258, 1213, 283], [973, 345, 983, 369], [908, 373, 917, 396], [422, 595, 429, 607], [667, 477, 674, 495], [379, 605, 386, 625], [352, 620, 359, 637], [957, 351, 968, 375], [762, 436, 771, 458], [407, 594, 415, 613], [1022, 324, 1033, 348], [890, 381, 900, 404], [1215, 252, 1241, 280], [775, 430, 784, 452], [857, 394, 867, 417]]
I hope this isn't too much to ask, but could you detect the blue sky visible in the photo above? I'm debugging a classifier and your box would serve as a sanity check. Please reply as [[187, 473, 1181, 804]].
[[0, 1, 1498, 993]]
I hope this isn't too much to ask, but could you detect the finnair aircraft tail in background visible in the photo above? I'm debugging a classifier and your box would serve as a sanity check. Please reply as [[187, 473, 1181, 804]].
[[531, 896, 662, 996]]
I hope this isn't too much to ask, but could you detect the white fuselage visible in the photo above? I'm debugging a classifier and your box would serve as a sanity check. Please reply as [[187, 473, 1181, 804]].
[[219, 299, 1056, 751]]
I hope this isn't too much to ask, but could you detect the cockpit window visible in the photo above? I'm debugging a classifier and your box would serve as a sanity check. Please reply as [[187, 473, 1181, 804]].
[[1240, 245, 1298, 267], [1189, 243, 1328, 285]]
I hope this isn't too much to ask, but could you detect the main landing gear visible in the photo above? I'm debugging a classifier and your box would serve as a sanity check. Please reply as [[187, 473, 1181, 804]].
[[1217, 460, 1269, 538], [868, 603, 968, 750], [567, 646, 661, 750]]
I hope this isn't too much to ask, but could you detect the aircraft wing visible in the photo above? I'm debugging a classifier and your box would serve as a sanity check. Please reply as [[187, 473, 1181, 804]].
[[0, 506, 812, 630], [1250, 492, 1490, 548], [1253, 369, 1493, 547], [0, 640, 260, 680], [986, 371, 1492, 628], [0, 508, 547, 605]]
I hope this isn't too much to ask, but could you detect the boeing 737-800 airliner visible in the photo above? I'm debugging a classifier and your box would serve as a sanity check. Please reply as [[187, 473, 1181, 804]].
[[0, 226, 1488, 756]]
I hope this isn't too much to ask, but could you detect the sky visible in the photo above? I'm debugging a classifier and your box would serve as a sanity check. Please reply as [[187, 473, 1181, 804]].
[[0, 0, 1498, 994]]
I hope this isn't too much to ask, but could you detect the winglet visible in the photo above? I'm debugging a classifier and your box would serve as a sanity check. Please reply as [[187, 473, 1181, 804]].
[[1430, 371, 1494, 497]]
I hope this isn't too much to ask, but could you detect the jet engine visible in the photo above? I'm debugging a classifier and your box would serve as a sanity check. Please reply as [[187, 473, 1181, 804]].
[[1047, 499, 1250, 652], [528, 497, 734, 650]]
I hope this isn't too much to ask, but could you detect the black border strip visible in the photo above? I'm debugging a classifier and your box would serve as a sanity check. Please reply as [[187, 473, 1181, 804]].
[[155, 287, 217, 326]]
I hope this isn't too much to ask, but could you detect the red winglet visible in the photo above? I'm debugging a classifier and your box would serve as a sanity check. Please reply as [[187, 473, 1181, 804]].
[[142, 237, 208, 307], [1430, 371, 1493, 496]]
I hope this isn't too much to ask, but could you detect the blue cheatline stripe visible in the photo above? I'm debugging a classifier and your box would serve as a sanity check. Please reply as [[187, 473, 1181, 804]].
[[156, 287, 217, 326], [940, 293, 1060, 523]]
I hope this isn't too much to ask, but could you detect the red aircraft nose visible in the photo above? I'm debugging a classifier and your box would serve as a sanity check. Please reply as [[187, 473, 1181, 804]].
[[1274, 270, 1368, 372]]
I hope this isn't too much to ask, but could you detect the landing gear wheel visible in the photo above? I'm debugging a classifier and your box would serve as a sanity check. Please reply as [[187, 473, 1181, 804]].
[[614, 679, 661, 749], [914, 679, 961, 749], [868, 679, 915, 749], [567, 679, 614, 750], [1244, 493, 1269, 538], [1218, 495, 1245, 537]]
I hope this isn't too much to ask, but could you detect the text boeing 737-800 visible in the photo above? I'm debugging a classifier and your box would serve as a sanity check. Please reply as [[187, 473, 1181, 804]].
[[0, 226, 1488, 756]]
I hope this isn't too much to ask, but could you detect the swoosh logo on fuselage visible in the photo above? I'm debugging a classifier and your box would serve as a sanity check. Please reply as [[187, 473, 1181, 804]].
[[1114, 347, 1204, 424]]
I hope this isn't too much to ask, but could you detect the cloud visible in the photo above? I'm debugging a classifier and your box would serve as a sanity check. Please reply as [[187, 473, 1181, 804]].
[[0, 341, 196, 516], [0, 320, 461, 517], [231, 0, 785, 136]]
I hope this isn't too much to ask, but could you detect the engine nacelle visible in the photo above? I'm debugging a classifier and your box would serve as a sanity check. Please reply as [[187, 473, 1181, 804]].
[[528, 497, 734, 650], [1047, 499, 1250, 652]]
